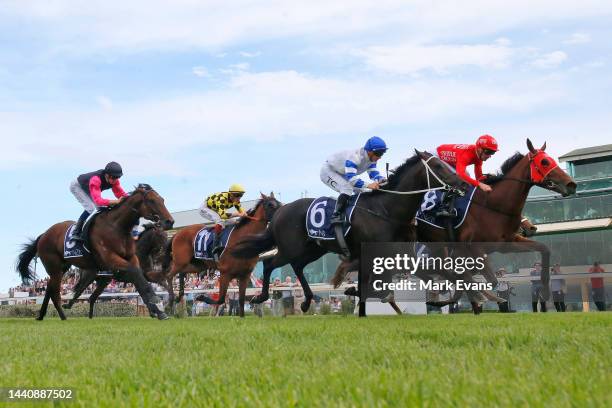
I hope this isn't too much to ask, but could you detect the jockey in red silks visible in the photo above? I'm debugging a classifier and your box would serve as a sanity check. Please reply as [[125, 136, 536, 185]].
[[435, 134, 499, 193], [69, 161, 129, 241]]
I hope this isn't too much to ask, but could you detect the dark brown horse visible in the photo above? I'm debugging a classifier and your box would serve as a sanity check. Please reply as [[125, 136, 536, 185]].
[[16, 184, 175, 320], [416, 139, 576, 306], [63, 222, 175, 318], [164, 193, 281, 317]]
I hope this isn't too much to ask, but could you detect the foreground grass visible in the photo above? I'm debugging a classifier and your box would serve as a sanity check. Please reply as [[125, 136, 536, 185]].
[[1, 313, 611, 407]]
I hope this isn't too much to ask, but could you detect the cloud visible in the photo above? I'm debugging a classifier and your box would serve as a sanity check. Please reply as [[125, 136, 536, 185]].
[[0, 69, 566, 173], [192, 66, 210, 77], [564, 32, 591, 44], [96, 95, 113, 110], [2, 1, 611, 54], [354, 43, 514, 75], [531, 51, 567, 69], [239, 51, 261, 58]]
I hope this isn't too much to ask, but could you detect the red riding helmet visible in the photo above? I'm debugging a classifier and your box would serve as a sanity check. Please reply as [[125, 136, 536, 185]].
[[476, 134, 499, 151]]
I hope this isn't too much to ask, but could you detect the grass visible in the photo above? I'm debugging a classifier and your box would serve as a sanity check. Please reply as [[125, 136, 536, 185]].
[[1, 313, 611, 407]]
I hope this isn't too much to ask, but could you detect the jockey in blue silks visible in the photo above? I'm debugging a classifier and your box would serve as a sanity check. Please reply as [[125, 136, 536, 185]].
[[320, 136, 388, 225]]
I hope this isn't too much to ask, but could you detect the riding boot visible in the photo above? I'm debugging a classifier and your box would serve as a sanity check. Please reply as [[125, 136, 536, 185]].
[[330, 193, 350, 226], [71, 211, 89, 242], [211, 224, 224, 261]]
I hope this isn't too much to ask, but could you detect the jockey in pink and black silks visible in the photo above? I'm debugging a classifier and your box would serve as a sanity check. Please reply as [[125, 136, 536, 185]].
[[69, 161, 129, 241]]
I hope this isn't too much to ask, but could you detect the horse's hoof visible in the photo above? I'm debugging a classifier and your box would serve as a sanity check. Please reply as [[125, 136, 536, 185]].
[[250, 295, 268, 305], [35, 316, 44, 321], [344, 287, 358, 297], [300, 302, 310, 313], [157, 312, 170, 320]]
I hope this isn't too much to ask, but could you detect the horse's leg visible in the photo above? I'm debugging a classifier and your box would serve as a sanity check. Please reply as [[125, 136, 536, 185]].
[[237, 275, 249, 318], [177, 273, 185, 304], [47, 270, 66, 320], [290, 262, 314, 313], [64, 269, 96, 309], [109, 254, 167, 320], [358, 257, 367, 317], [202, 272, 230, 306], [251, 257, 282, 304], [88, 278, 110, 319], [37, 289, 51, 321]]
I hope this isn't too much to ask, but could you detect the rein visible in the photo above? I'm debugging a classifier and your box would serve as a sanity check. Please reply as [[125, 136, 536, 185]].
[[375, 156, 459, 195]]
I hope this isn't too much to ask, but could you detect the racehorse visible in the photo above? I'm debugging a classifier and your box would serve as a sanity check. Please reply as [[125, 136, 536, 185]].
[[232, 151, 471, 317], [63, 222, 175, 318], [163, 193, 281, 317], [415, 139, 576, 307], [16, 184, 175, 320]]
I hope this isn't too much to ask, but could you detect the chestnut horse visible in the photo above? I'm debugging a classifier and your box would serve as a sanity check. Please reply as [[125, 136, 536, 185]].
[[63, 222, 175, 318], [164, 193, 281, 317], [16, 184, 175, 320], [416, 139, 576, 306]]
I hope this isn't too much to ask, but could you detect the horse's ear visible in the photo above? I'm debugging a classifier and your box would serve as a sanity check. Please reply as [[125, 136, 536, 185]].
[[270, 191, 275, 198], [526, 138, 536, 154], [541, 141, 547, 151], [414, 149, 426, 159], [260, 192, 266, 199]]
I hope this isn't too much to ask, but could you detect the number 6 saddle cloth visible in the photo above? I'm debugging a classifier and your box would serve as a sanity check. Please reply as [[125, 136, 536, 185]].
[[306, 194, 361, 240]]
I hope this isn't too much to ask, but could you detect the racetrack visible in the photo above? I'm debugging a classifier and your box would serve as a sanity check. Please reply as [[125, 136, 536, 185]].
[[2, 314, 610, 407]]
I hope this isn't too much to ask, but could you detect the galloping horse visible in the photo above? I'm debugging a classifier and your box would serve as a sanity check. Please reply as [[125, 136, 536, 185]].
[[63, 222, 174, 318], [232, 151, 470, 317], [416, 139, 576, 305], [16, 184, 175, 320], [164, 193, 281, 317]]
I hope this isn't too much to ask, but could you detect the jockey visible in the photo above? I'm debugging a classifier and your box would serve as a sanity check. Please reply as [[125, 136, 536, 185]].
[[199, 184, 247, 258], [321, 136, 388, 225], [69, 161, 128, 242], [435, 134, 498, 193]]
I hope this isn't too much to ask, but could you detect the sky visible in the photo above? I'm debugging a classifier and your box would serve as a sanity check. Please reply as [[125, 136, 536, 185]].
[[1, 0, 611, 292]]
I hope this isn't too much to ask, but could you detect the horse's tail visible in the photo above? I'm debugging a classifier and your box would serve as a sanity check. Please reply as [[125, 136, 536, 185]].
[[16, 236, 41, 285], [231, 229, 276, 259], [161, 235, 175, 272]]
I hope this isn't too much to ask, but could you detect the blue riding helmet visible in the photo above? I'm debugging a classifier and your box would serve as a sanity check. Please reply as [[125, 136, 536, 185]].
[[364, 136, 387, 153]]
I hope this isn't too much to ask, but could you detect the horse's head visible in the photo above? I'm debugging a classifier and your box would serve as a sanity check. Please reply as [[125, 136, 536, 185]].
[[132, 184, 175, 230], [260, 192, 282, 222], [416, 150, 471, 194], [519, 217, 537, 237], [526, 139, 576, 197]]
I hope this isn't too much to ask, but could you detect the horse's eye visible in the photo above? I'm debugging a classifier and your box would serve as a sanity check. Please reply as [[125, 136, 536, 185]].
[[541, 159, 550, 166]]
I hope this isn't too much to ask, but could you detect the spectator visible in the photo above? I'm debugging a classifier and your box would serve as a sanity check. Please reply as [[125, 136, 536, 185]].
[[281, 276, 295, 316], [496, 267, 514, 313], [271, 277, 282, 316], [589, 262, 607, 311], [227, 279, 239, 316], [530, 262, 547, 312], [551, 263, 566, 312]]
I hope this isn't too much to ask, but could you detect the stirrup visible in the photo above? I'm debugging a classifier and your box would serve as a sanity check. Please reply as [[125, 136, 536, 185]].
[[330, 214, 344, 226]]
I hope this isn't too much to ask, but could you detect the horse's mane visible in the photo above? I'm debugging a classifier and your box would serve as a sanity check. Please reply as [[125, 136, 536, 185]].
[[235, 199, 263, 227], [104, 184, 154, 212], [483, 152, 525, 185], [376, 154, 422, 191]]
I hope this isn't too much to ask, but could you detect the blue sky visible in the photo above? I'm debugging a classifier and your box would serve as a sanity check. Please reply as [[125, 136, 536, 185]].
[[1, 1, 612, 291]]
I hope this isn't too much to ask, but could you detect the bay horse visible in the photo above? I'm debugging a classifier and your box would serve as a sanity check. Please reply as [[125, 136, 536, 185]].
[[63, 222, 175, 318], [16, 184, 175, 320], [164, 193, 281, 317], [415, 139, 576, 306], [232, 151, 471, 317]]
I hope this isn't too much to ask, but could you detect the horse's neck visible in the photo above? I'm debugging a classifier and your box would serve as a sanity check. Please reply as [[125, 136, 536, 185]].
[[104, 198, 141, 231], [376, 166, 426, 221], [486, 158, 532, 216], [235, 207, 266, 234]]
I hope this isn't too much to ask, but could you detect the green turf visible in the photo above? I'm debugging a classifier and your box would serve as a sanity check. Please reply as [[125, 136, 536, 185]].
[[1, 313, 611, 407]]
